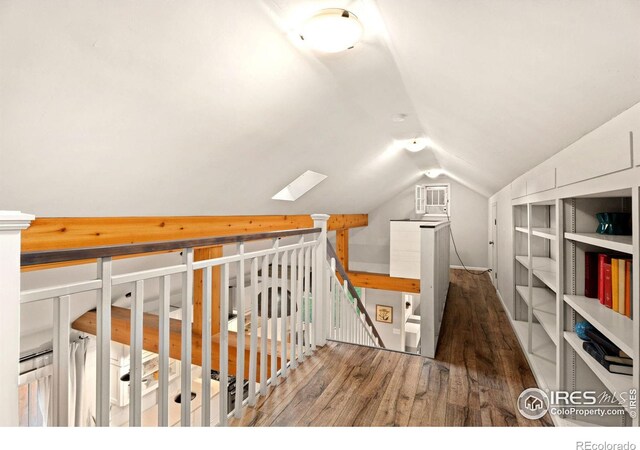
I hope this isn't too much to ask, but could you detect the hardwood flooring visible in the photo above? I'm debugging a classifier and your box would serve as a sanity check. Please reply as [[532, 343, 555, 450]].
[[230, 269, 553, 427]]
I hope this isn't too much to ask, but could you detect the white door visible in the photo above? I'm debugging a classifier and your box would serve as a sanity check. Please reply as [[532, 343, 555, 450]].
[[490, 202, 498, 286]]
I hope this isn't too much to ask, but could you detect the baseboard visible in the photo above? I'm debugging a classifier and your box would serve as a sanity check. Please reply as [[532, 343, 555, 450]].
[[449, 265, 489, 271]]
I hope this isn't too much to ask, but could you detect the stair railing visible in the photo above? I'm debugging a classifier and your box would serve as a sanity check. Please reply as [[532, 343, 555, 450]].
[[326, 241, 385, 348], [2, 211, 332, 427]]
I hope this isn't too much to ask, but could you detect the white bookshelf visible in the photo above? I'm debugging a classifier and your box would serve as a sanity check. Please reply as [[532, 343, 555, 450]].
[[512, 191, 638, 427], [532, 228, 557, 240], [564, 294, 634, 357], [565, 332, 634, 415], [515, 255, 558, 292], [564, 232, 633, 254], [513, 320, 557, 392]]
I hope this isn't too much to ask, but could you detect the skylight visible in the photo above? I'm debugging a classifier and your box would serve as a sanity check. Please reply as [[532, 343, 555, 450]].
[[272, 170, 328, 201]]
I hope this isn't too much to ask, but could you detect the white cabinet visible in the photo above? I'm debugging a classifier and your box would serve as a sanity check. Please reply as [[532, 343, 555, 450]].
[[390, 220, 435, 279], [555, 105, 637, 187], [526, 166, 556, 195]]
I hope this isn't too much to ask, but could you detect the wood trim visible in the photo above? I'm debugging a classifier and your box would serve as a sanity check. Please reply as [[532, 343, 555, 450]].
[[335, 229, 349, 271], [346, 271, 420, 294], [71, 306, 277, 380], [21, 228, 320, 267], [21, 214, 367, 271], [22, 214, 367, 252]]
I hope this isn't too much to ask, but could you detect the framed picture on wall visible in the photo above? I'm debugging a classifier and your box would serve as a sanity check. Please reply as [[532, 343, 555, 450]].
[[375, 305, 393, 323]]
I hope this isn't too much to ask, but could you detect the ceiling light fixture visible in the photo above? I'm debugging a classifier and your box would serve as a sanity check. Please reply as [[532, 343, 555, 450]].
[[425, 169, 444, 179], [404, 137, 429, 152], [299, 9, 363, 53]]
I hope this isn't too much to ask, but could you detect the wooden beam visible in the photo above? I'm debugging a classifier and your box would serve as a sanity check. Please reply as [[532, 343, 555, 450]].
[[193, 246, 222, 336], [71, 306, 277, 380], [335, 229, 349, 271], [21, 214, 367, 271], [346, 271, 420, 294], [22, 214, 367, 252]]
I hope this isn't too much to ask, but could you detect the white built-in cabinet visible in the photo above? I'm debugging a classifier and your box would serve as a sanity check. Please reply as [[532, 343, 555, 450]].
[[512, 190, 638, 427], [511, 103, 640, 200], [503, 101, 640, 427]]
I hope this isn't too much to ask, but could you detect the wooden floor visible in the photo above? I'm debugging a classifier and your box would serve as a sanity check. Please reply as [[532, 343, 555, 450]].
[[230, 270, 553, 427]]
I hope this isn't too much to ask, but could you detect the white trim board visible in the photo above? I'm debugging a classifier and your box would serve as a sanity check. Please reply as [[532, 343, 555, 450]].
[[449, 265, 489, 271]]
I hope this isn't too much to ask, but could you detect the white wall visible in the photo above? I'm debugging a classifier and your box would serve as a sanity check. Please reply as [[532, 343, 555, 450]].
[[350, 175, 489, 272], [363, 288, 403, 352]]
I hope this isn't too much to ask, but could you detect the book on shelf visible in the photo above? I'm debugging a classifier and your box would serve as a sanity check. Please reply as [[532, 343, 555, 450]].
[[585, 252, 598, 298], [593, 253, 632, 318], [585, 327, 630, 359], [603, 262, 612, 309], [582, 342, 633, 375], [625, 260, 632, 319], [611, 259, 619, 312]]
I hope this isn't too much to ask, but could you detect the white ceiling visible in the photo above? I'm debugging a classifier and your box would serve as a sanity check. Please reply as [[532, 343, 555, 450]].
[[1, 0, 639, 216]]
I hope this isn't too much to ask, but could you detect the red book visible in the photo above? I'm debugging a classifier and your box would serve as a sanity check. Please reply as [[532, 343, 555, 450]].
[[585, 252, 598, 298], [598, 254, 611, 305], [603, 262, 613, 309], [625, 260, 632, 318]]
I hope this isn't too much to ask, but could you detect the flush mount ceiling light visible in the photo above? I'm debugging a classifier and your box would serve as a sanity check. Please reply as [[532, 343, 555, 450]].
[[299, 9, 363, 53], [403, 137, 429, 152], [425, 169, 445, 179]]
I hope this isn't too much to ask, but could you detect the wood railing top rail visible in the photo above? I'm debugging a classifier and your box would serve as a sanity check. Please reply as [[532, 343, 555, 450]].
[[327, 241, 385, 348], [21, 227, 320, 267]]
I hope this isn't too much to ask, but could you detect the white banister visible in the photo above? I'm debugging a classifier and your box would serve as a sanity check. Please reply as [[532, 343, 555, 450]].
[[234, 242, 245, 418], [158, 275, 171, 426], [180, 247, 194, 426], [0, 211, 34, 426], [311, 213, 329, 346], [14, 220, 325, 427], [52, 295, 70, 426]]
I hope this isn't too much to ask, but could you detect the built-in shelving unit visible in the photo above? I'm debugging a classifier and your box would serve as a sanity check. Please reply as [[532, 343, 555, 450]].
[[511, 190, 638, 427]]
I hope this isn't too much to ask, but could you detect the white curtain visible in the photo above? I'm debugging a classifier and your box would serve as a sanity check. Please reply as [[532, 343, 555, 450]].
[[35, 368, 52, 426], [69, 336, 96, 426], [30, 337, 97, 427]]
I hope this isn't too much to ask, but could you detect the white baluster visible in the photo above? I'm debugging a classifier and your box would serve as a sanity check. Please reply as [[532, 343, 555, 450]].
[[271, 239, 279, 385], [260, 255, 269, 395], [289, 248, 298, 369], [248, 258, 258, 406], [180, 248, 194, 426], [219, 263, 230, 426], [310, 244, 317, 350], [129, 280, 144, 427], [96, 257, 112, 427], [296, 241, 304, 363], [304, 246, 312, 355], [52, 295, 70, 426], [158, 275, 171, 427], [235, 243, 245, 417], [202, 266, 212, 426], [280, 250, 288, 378]]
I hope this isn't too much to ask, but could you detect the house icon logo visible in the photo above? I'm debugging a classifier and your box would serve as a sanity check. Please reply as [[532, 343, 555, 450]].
[[517, 388, 549, 420]]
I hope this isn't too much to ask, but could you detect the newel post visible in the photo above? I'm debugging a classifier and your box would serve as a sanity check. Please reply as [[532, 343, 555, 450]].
[[311, 214, 330, 347], [0, 211, 35, 426]]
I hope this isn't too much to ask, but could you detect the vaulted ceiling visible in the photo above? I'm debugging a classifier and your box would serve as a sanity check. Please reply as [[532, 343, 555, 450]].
[[1, 0, 639, 216]]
